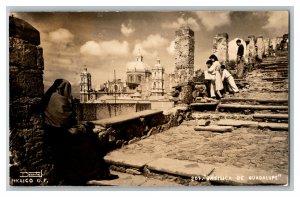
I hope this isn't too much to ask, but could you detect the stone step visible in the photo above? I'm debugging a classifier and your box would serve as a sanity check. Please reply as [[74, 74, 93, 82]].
[[194, 125, 233, 133], [87, 170, 181, 186], [101, 154, 288, 185], [216, 120, 258, 127], [261, 68, 288, 72], [218, 104, 288, 112], [253, 113, 288, 119], [104, 152, 158, 169], [190, 102, 219, 111], [262, 77, 288, 81], [216, 119, 288, 130], [258, 122, 289, 130], [220, 98, 288, 105], [147, 157, 215, 178], [209, 166, 288, 185], [273, 80, 288, 84], [260, 63, 288, 67]]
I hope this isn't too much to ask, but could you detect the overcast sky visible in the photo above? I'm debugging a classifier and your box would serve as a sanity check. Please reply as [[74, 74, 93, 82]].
[[12, 11, 289, 93]]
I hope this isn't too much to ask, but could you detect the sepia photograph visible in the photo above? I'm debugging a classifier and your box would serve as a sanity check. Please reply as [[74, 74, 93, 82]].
[[8, 10, 290, 187]]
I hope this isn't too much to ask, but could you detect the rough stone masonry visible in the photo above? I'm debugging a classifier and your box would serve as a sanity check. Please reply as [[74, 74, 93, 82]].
[[212, 33, 229, 65], [9, 16, 54, 186], [174, 26, 195, 84], [256, 35, 264, 61], [246, 35, 256, 65]]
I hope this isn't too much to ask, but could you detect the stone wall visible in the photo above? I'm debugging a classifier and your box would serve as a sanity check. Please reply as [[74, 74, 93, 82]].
[[246, 35, 256, 64], [256, 35, 264, 60], [174, 26, 195, 84], [212, 33, 229, 65], [9, 16, 54, 185], [94, 106, 192, 150], [263, 38, 270, 56], [75, 102, 151, 121]]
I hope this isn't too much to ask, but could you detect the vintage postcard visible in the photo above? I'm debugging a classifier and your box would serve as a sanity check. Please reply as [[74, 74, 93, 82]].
[[8, 10, 289, 187]]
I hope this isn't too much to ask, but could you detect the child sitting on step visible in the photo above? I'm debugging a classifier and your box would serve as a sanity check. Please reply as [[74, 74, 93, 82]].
[[220, 65, 239, 94]]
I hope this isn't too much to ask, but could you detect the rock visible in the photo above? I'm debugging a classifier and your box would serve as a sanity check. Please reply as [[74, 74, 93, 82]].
[[176, 115, 184, 125], [128, 137, 140, 144], [147, 127, 160, 136], [125, 168, 142, 175], [115, 140, 124, 147], [194, 125, 233, 133], [197, 120, 211, 126]]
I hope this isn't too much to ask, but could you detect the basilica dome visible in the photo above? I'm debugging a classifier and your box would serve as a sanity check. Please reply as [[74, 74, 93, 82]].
[[126, 53, 150, 72]]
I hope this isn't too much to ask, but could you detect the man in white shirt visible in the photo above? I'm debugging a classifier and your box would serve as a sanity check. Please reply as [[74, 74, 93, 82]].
[[221, 65, 239, 93]]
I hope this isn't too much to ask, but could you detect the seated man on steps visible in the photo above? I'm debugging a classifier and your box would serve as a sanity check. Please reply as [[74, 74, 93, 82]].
[[220, 65, 239, 94]]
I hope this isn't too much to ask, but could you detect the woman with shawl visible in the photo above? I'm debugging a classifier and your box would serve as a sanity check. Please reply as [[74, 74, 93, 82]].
[[41, 79, 117, 185]]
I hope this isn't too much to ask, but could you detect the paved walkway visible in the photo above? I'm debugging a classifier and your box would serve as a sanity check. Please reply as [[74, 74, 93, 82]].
[[106, 121, 288, 177]]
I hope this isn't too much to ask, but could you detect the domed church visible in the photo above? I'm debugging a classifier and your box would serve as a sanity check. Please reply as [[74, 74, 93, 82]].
[[126, 50, 151, 84]]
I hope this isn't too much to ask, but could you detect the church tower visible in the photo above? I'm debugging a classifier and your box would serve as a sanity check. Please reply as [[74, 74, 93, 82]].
[[80, 66, 92, 103], [151, 58, 164, 96]]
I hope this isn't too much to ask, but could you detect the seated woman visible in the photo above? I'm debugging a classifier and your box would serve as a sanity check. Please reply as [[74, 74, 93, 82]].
[[41, 79, 117, 185]]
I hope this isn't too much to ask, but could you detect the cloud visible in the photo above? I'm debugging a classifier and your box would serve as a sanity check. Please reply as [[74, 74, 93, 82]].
[[262, 11, 288, 33], [132, 44, 158, 58], [162, 17, 200, 31], [121, 20, 135, 37], [140, 34, 168, 49], [80, 40, 129, 57], [166, 40, 175, 55], [48, 28, 74, 44], [132, 34, 168, 57], [194, 11, 231, 31]]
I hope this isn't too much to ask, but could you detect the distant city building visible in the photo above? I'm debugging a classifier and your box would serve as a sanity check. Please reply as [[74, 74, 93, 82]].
[[79, 51, 176, 103], [126, 50, 151, 84], [151, 58, 164, 96], [80, 66, 92, 102]]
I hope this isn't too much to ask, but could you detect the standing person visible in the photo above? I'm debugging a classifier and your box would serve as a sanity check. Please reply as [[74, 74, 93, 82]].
[[41, 79, 117, 185], [236, 39, 245, 78], [209, 54, 223, 99], [220, 65, 239, 94]]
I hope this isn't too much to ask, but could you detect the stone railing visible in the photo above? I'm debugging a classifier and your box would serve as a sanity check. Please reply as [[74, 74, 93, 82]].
[[91, 106, 192, 151]]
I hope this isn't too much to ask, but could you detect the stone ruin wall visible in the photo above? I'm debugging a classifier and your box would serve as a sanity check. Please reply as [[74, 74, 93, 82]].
[[9, 16, 54, 185], [256, 35, 265, 60], [246, 35, 256, 64], [174, 26, 195, 84], [263, 38, 270, 56], [212, 33, 229, 65]]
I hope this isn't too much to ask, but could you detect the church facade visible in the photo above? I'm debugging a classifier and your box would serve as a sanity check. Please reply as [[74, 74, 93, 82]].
[[79, 52, 169, 103]]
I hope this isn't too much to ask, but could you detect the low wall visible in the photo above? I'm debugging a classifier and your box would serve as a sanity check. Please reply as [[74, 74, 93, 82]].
[[150, 101, 174, 110], [75, 102, 151, 121], [92, 106, 192, 151]]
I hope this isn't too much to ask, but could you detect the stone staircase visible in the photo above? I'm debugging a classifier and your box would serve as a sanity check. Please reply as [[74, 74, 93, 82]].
[[193, 52, 289, 131], [88, 52, 289, 186]]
